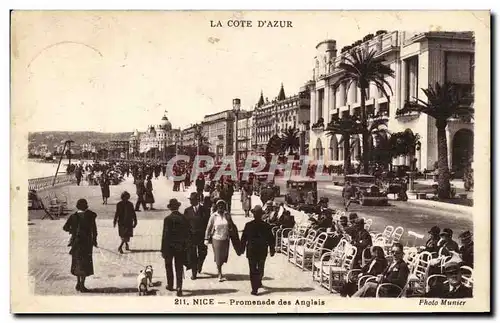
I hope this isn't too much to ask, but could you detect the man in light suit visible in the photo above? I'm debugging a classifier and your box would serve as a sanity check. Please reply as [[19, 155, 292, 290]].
[[184, 192, 209, 279], [240, 205, 275, 296]]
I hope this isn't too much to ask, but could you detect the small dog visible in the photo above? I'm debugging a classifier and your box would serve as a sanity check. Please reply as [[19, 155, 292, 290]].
[[137, 265, 154, 296], [144, 265, 154, 287]]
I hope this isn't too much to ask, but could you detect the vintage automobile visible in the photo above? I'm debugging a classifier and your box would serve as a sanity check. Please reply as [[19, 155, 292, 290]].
[[345, 174, 389, 206], [253, 172, 280, 197], [284, 179, 318, 210]]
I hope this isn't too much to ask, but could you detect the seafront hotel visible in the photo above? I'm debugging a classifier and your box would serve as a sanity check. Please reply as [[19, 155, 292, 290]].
[[307, 31, 474, 174]]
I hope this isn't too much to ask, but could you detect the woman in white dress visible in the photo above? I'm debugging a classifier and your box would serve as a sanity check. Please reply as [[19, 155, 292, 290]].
[[205, 200, 233, 282]]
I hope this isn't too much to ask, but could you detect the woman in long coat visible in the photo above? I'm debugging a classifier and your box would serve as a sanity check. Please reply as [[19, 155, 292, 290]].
[[100, 173, 110, 205], [63, 199, 98, 292], [144, 175, 156, 210], [113, 191, 138, 253]]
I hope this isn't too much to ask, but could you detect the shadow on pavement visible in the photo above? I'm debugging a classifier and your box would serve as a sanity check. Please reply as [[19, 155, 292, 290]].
[[224, 273, 273, 282], [194, 273, 218, 279], [128, 249, 160, 253], [258, 286, 314, 295], [87, 287, 140, 294], [183, 288, 238, 296]]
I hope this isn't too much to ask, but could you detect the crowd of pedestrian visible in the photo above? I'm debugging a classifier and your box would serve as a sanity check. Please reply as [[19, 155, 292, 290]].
[[60, 159, 473, 299]]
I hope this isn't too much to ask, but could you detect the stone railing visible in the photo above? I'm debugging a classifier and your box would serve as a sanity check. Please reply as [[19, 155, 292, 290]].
[[28, 174, 76, 192]]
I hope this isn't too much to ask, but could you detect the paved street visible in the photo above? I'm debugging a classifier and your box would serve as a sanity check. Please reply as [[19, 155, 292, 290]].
[[274, 178, 473, 243], [28, 174, 473, 296], [28, 176, 330, 297]]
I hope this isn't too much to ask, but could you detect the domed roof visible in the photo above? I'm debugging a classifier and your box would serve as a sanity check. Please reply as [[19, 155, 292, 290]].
[[148, 125, 156, 135], [133, 129, 139, 137], [161, 114, 172, 131]]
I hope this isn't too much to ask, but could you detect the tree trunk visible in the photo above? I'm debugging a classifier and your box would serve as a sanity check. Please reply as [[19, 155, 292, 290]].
[[436, 121, 451, 199], [342, 134, 351, 175], [360, 87, 370, 174]]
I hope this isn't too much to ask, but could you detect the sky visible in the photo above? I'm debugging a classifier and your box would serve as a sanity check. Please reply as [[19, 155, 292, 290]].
[[11, 11, 482, 133]]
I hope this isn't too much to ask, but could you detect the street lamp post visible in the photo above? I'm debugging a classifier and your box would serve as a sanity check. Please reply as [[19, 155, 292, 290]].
[[233, 98, 241, 163]]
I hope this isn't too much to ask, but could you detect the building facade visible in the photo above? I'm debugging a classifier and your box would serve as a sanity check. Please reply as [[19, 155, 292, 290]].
[[236, 110, 253, 160], [253, 84, 311, 153], [308, 31, 474, 173], [202, 110, 235, 162], [129, 113, 178, 159], [108, 140, 129, 159], [181, 124, 197, 148]]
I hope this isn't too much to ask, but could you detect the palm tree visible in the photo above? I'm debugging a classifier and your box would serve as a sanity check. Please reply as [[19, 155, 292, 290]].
[[397, 82, 474, 198], [266, 134, 282, 155], [280, 127, 300, 155], [332, 47, 395, 174], [325, 114, 364, 175]]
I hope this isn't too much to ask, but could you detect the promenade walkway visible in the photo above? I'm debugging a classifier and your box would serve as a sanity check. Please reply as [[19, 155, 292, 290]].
[[28, 176, 330, 297]]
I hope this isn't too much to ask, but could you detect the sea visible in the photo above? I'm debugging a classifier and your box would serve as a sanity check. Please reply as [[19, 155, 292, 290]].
[[28, 159, 92, 179]]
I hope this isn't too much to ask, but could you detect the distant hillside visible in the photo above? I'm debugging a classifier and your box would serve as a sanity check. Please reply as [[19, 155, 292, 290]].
[[28, 131, 133, 148]]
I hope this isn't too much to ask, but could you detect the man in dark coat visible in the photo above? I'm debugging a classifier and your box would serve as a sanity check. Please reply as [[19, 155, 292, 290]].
[[260, 183, 275, 206], [342, 180, 356, 211], [222, 180, 235, 213], [426, 261, 473, 298], [184, 192, 210, 279], [134, 176, 147, 211], [344, 212, 359, 240], [240, 205, 276, 296], [75, 166, 83, 186], [438, 228, 460, 253], [351, 218, 373, 268], [195, 174, 206, 202], [458, 230, 474, 268], [424, 226, 441, 254], [161, 199, 190, 296], [353, 243, 409, 297]]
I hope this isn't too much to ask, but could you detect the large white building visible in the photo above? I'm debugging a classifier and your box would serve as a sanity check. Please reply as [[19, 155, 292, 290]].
[[129, 113, 178, 158], [308, 31, 474, 173]]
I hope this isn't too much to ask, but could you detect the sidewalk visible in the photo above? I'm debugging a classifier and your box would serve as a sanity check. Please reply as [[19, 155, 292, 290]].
[[28, 176, 331, 297]]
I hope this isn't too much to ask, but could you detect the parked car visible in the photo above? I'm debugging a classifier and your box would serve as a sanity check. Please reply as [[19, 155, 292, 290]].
[[284, 179, 318, 210], [345, 174, 389, 206]]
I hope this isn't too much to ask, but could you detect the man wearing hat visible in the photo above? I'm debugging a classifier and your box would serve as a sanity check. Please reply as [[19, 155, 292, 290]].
[[240, 205, 276, 296], [344, 213, 359, 240], [426, 260, 473, 298], [424, 226, 441, 254], [342, 180, 355, 211], [351, 218, 373, 268], [353, 243, 409, 298], [267, 202, 282, 225], [184, 192, 210, 279], [438, 228, 459, 253], [260, 183, 275, 206], [161, 198, 190, 296], [458, 230, 474, 268], [262, 200, 274, 222]]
